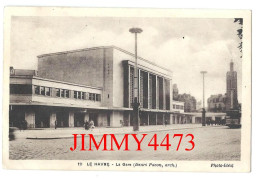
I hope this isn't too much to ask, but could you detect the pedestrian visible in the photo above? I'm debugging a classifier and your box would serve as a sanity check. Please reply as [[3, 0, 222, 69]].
[[85, 121, 89, 130], [89, 120, 95, 131]]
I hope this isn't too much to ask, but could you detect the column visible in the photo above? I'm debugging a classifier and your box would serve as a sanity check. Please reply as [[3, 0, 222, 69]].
[[147, 72, 150, 109], [212, 116, 216, 124], [84, 113, 89, 122], [163, 114, 165, 125], [170, 114, 173, 124], [50, 112, 56, 128], [69, 112, 74, 127], [192, 116, 196, 124], [110, 111, 122, 127], [128, 65, 131, 107], [25, 111, 35, 128], [155, 113, 158, 125], [163, 78, 166, 110], [138, 69, 141, 103], [156, 76, 159, 109]]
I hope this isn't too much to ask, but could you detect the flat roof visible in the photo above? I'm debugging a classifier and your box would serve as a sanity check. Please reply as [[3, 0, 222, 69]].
[[37, 46, 172, 73]]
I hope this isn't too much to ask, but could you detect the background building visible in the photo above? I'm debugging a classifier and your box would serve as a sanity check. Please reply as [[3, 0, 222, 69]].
[[172, 100, 184, 113], [177, 93, 197, 112], [207, 61, 239, 113], [171, 84, 197, 112], [207, 94, 227, 112], [226, 60, 239, 110], [172, 84, 179, 100]]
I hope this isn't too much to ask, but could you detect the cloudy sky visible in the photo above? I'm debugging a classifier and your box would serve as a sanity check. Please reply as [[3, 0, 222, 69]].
[[10, 16, 242, 105]]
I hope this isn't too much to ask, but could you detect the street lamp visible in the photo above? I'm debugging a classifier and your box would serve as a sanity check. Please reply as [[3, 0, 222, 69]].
[[200, 71, 207, 126], [129, 27, 143, 131]]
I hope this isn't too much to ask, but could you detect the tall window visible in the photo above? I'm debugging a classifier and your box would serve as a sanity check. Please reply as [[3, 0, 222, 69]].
[[45, 87, 50, 96], [130, 67, 134, 105], [61, 89, 65, 97], [65, 90, 69, 98], [78, 91, 82, 99], [89, 93, 95, 101], [35, 86, 40, 95], [96, 94, 101, 101], [74, 91, 78, 99], [140, 71, 144, 108], [56, 88, 61, 97], [40, 86, 45, 95], [149, 75, 153, 109]]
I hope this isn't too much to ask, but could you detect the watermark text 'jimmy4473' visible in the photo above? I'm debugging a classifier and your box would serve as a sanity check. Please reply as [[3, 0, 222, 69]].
[[70, 133, 195, 151]]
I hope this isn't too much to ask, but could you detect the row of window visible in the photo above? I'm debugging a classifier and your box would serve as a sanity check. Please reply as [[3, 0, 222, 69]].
[[173, 104, 184, 110], [33, 85, 101, 101], [208, 98, 226, 103], [73, 91, 101, 101], [34, 86, 51, 96]]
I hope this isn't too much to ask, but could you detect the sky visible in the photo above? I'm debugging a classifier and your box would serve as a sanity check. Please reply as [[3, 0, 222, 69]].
[[10, 16, 242, 105]]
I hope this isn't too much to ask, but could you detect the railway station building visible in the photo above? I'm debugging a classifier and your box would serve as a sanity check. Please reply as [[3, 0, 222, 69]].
[[9, 46, 193, 128]]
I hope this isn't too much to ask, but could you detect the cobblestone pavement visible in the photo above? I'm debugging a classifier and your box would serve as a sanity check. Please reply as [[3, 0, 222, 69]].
[[9, 126, 240, 160]]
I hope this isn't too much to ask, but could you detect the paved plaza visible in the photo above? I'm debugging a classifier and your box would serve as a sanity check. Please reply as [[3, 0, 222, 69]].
[[11, 124, 202, 139], [9, 125, 241, 161]]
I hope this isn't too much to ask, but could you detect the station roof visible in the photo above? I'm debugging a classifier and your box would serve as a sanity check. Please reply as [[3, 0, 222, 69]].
[[37, 45, 173, 73]]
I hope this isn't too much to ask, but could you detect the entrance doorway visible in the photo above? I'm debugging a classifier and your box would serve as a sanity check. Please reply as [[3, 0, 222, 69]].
[[35, 109, 50, 128], [74, 113, 85, 127], [56, 111, 69, 127], [140, 112, 148, 126], [149, 113, 156, 125], [9, 107, 24, 128], [89, 113, 98, 127]]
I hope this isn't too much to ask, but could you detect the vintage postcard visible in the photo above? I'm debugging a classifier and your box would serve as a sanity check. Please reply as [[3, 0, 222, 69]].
[[3, 7, 251, 172]]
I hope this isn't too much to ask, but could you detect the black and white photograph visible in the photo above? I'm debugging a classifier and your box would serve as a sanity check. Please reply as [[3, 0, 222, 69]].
[[2, 7, 251, 172]]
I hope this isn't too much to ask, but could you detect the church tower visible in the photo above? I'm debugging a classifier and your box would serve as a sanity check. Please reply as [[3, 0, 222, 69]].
[[226, 60, 238, 110]]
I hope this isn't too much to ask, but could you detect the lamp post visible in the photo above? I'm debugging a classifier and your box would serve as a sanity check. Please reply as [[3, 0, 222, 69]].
[[200, 71, 207, 126], [129, 27, 143, 131]]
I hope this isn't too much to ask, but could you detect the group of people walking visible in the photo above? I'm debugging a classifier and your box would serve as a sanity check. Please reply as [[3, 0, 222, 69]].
[[84, 120, 95, 130]]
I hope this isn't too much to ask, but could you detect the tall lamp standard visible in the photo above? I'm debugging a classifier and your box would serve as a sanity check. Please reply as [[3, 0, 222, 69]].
[[200, 71, 207, 126], [129, 27, 143, 131]]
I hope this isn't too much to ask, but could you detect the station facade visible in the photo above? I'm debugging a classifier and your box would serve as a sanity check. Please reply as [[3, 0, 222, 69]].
[[9, 46, 194, 128]]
